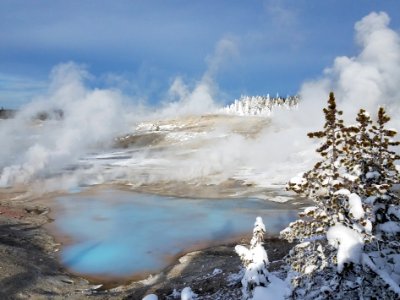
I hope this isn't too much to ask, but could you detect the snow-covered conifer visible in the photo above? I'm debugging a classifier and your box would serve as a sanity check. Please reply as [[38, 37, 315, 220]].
[[347, 107, 400, 237], [355, 107, 400, 298], [180, 287, 197, 300], [235, 217, 270, 299], [288, 92, 346, 198], [222, 94, 299, 116], [368, 107, 400, 195], [341, 109, 373, 194], [284, 93, 350, 243], [282, 94, 400, 299]]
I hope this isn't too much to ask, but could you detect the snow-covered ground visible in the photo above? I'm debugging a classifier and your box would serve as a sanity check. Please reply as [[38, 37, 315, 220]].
[[68, 113, 312, 200], [0, 111, 313, 201]]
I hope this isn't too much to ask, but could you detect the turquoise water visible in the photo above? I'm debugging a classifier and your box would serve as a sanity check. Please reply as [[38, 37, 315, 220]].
[[54, 189, 298, 278]]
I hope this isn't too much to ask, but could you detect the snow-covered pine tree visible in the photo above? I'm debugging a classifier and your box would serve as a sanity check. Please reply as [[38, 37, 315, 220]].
[[284, 92, 349, 242], [355, 107, 400, 298], [282, 93, 393, 299], [235, 217, 270, 299], [367, 107, 400, 197], [339, 109, 375, 239], [341, 109, 373, 194], [347, 107, 400, 237], [288, 92, 346, 197]]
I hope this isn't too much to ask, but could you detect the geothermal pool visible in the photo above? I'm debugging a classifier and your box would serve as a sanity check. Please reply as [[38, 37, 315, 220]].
[[52, 189, 298, 279]]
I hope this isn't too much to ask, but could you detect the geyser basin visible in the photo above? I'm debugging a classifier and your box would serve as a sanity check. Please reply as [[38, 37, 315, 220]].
[[53, 189, 298, 278]]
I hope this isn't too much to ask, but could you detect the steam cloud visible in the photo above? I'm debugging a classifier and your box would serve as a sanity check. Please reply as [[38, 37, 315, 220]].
[[161, 37, 238, 116], [184, 11, 400, 187], [0, 12, 399, 192], [246, 11, 400, 184], [0, 63, 132, 188], [299, 12, 400, 126]]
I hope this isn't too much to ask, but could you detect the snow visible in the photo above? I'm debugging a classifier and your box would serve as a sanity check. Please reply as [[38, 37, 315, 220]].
[[170, 289, 180, 298], [332, 191, 365, 220], [237, 216, 271, 298], [389, 206, 400, 220], [136, 122, 184, 132], [235, 245, 252, 262], [289, 174, 306, 185], [304, 264, 317, 274], [165, 131, 206, 142], [251, 275, 288, 300], [158, 124, 183, 131], [366, 171, 380, 179], [253, 216, 266, 235], [142, 294, 158, 300], [378, 221, 400, 233], [327, 224, 364, 273], [348, 193, 364, 219], [357, 219, 372, 234], [227, 269, 244, 286], [334, 188, 351, 196], [362, 253, 400, 295], [252, 244, 269, 265], [364, 195, 377, 204], [302, 206, 318, 214], [136, 123, 156, 131], [181, 287, 197, 300], [343, 173, 358, 182], [235, 244, 269, 268], [296, 242, 311, 248], [212, 268, 222, 276]]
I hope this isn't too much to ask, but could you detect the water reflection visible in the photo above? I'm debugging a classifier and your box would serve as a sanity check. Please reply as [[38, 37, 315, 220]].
[[54, 189, 298, 278]]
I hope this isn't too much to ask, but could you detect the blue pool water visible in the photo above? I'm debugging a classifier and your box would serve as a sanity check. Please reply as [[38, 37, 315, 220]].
[[54, 189, 298, 278]]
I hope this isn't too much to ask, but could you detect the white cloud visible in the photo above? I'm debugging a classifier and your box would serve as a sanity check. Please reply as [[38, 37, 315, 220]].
[[264, 0, 297, 28]]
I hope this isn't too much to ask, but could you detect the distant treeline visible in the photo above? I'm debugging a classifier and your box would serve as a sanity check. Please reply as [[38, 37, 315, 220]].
[[0, 108, 64, 121], [0, 108, 17, 119], [223, 94, 299, 116]]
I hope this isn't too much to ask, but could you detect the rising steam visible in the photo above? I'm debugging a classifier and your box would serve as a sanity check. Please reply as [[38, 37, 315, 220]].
[[0, 12, 399, 192]]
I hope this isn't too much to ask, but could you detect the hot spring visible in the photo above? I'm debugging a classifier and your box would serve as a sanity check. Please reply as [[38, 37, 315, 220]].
[[51, 188, 299, 280]]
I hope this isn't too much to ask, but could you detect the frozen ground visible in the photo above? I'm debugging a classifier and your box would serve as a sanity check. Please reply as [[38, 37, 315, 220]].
[[33, 113, 310, 202], [0, 112, 315, 200]]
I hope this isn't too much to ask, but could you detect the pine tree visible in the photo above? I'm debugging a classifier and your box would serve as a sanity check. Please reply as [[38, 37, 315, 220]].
[[282, 98, 400, 299], [285, 93, 349, 241], [368, 107, 400, 196], [349, 107, 400, 237], [282, 93, 351, 299], [340, 109, 375, 238], [288, 92, 346, 197], [341, 109, 373, 194], [354, 107, 400, 298], [235, 217, 270, 299]]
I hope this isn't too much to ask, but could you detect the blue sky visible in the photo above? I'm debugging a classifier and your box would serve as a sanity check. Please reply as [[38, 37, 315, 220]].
[[1, 0, 400, 108]]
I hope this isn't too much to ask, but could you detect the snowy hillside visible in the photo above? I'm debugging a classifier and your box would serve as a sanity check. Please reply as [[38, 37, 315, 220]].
[[222, 95, 299, 116]]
